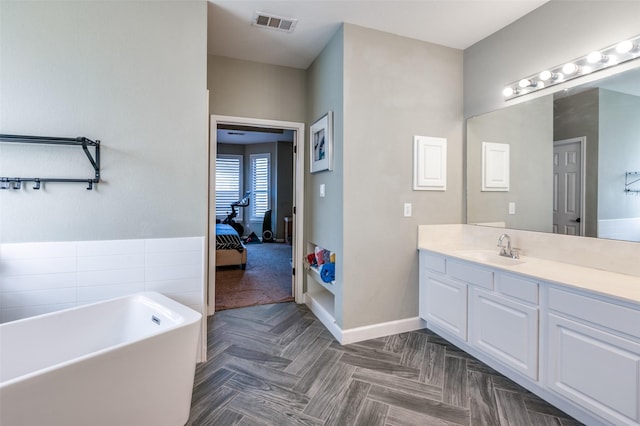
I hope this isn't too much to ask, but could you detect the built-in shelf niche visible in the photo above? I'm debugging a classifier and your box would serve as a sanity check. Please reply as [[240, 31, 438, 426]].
[[304, 241, 339, 340]]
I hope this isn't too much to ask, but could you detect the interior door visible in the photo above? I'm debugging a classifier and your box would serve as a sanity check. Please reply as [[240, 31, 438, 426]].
[[553, 138, 584, 235]]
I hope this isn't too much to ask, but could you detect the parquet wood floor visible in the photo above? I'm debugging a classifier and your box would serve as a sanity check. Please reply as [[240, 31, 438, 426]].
[[187, 303, 582, 425]]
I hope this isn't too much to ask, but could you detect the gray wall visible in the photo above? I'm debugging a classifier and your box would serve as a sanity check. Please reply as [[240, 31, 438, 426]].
[[208, 55, 307, 123], [306, 27, 346, 326], [467, 95, 553, 232], [554, 89, 600, 237], [599, 89, 640, 220], [464, 1, 640, 118], [0, 1, 208, 243], [341, 24, 463, 329], [276, 141, 294, 241]]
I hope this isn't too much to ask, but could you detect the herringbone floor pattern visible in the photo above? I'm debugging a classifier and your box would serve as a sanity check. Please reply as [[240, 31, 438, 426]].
[[187, 302, 582, 425]]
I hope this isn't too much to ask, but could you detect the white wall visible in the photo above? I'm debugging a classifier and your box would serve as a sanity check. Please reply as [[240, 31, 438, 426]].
[[0, 1, 208, 243], [464, 1, 640, 118]]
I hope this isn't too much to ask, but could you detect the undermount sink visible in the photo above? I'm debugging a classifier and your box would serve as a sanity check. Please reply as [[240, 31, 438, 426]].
[[452, 249, 526, 266]]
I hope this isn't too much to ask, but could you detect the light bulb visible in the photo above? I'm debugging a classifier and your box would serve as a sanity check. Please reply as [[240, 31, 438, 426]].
[[519, 79, 533, 88], [536, 81, 545, 89], [503, 87, 515, 97], [539, 70, 551, 81], [562, 63, 579, 75], [587, 51, 606, 63], [616, 40, 634, 54]]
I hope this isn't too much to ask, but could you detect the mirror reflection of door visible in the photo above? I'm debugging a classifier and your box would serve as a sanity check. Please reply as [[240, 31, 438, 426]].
[[553, 137, 585, 235]]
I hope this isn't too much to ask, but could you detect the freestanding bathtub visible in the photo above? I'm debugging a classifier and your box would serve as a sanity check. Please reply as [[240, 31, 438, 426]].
[[0, 292, 202, 426]]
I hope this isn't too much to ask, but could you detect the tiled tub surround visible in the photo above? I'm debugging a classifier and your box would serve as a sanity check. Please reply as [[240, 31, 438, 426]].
[[418, 224, 640, 426], [0, 237, 205, 324]]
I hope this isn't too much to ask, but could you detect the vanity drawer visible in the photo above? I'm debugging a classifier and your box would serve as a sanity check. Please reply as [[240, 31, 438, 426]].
[[496, 273, 538, 304], [447, 259, 493, 289], [420, 251, 446, 274], [548, 287, 640, 339]]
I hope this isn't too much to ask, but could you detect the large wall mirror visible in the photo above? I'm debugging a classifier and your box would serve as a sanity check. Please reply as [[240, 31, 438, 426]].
[[467, 64, 640, 242]]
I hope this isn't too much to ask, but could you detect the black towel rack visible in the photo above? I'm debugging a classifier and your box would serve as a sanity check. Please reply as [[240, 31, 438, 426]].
[[0, 134, 100, 190]]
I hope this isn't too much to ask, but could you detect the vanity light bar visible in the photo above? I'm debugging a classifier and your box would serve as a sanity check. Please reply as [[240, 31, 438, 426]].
[[503, 34, 640, 100]]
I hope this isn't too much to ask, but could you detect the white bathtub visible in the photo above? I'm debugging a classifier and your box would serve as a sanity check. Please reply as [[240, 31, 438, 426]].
[[0, 292, 202, 426]]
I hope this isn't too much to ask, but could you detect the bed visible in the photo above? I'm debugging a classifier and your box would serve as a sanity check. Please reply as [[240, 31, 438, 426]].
[[215, 223, 247, 269]]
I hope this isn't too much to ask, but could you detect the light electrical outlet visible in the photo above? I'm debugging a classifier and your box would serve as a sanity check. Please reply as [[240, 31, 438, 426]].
[[404, 203, 412, 217]]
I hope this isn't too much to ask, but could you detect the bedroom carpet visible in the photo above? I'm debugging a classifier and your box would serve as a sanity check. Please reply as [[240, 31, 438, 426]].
[[215, 243, 294, 311]]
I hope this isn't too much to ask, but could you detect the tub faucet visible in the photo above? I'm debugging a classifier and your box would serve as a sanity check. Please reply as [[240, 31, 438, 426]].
[[497, 233, 519, 259]]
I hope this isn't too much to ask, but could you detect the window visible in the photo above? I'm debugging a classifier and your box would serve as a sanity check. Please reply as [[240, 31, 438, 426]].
[[250, 153, 270, 220], [215, 154, 243, 220]]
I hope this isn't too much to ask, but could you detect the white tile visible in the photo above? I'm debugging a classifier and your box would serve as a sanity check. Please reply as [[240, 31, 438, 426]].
[[0, 241, 76, 260], [77, 283, 145, 303], [0, 257, 77, 277], [145, 237, 204, 253], [77, 239, 145, 257], [146, 250, 202, 268], [1, 303, 76, 323], [0, 273, 77, 292], [77, 268, 145, 287], [77, 254, 145, 271], [145, 277, 203, 293], [145, 263, 202, 282], [1, 288, 77, 308], [161, 291, 202, 308]]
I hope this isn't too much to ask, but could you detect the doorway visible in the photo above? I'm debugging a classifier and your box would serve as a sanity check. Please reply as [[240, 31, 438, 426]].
[[553, 137, 586, 235], [208, 115, 305, 316]]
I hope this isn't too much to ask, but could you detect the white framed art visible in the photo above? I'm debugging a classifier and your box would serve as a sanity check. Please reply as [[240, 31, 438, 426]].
[[310, 111, 333, 173]]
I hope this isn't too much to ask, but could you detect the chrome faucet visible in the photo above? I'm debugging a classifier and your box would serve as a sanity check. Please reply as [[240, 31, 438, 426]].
[[497, 233, 519, 259]]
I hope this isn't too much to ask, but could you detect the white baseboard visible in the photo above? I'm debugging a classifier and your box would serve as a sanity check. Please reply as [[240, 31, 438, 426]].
[[341, 316, 426, 345], [304, 294, 342, 342]]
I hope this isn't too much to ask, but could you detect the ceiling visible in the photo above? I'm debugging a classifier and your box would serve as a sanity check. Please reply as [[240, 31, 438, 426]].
[[208, 0, 549, 69]]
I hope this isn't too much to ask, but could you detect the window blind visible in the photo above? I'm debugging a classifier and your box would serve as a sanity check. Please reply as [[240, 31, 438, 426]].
[[250, 153, 270, 220], [215, 154, 243, 219]]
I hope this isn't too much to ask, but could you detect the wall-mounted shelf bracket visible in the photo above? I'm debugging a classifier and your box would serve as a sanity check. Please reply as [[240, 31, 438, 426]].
[[624, 171, 640, 194], [0, 134, 100, 190]]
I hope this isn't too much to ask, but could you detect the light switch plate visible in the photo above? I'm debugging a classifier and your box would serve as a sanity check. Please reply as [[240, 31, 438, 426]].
[[509, 202, 516, 215], [404, 203, 412, 217], [320, 184, 325, 197]]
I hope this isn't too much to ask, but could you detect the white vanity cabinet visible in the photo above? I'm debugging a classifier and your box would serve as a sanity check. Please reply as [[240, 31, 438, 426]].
[[419, 250, 540, 380], [468, 284, 539, 380], [545, 287, 640, 425], [419, 251, 467, 340]]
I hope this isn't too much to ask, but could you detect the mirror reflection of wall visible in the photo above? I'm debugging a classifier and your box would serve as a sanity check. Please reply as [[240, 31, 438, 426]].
[[467, 95, 553, 232], [466, 66, 640, 242]]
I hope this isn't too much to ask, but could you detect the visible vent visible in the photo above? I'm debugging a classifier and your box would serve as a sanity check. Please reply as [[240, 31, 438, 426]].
[[253, 11, 297, 33]]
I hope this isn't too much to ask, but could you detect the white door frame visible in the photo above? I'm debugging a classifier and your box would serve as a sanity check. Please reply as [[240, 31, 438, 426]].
[[553, 137, 586, 236], [208, 115, 305, 315]]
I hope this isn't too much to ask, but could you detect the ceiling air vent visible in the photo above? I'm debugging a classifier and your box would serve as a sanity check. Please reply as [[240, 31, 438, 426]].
[[253, 11, 297, 33]]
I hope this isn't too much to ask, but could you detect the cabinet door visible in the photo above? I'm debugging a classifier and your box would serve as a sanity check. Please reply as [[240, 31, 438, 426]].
[[425, 275, 467, 340], [546, 313, 640, 425], [469, 287, 538, 380]]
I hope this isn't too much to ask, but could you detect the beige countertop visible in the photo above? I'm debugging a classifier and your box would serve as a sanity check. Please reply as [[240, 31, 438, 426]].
[[419, 243, 640, 305]]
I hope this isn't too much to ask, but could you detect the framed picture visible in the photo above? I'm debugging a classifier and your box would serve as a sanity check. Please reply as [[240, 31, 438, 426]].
[[310, 111, 333, 173]]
